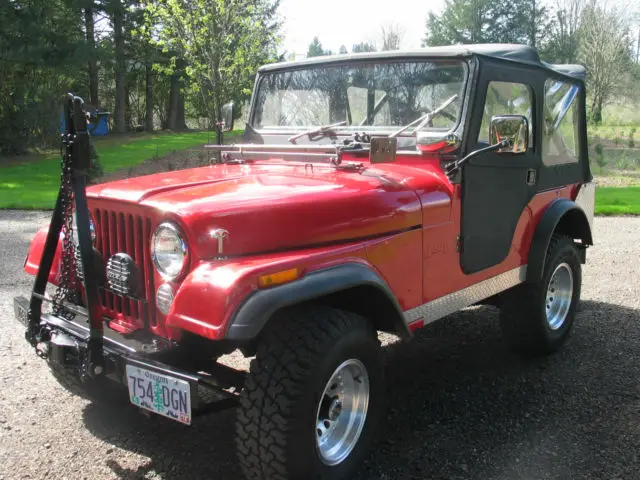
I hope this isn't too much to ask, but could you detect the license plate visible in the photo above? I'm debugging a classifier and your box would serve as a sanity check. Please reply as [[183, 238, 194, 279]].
[[13, 297, 28, 326], [125, 364, 192, 425]]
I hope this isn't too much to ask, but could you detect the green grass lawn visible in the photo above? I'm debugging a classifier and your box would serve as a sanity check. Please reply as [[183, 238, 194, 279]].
[[0, 130, 242, 209], [595, 186, 640, 215], [2, 131, 639, 215]]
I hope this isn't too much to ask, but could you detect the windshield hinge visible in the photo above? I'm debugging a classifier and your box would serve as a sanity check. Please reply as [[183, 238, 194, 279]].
[[369, 137, 397, 164]]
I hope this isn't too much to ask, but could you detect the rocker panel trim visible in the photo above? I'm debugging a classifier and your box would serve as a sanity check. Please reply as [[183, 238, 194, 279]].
[[404, 266, 527, 325]]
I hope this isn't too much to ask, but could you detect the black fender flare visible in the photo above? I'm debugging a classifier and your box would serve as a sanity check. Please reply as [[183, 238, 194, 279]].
[[224, 262, 410, 341], [526, 198, 593, 283]]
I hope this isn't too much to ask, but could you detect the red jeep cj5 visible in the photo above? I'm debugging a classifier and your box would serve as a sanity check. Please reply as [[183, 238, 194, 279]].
[[14, 44, 595, 479]]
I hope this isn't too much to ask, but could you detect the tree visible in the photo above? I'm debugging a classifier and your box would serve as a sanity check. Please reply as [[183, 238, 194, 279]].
[[106, 0, 127, 133], [339, 45, 348, 55], [147, 0, 281, 129], [422, 0, 549, 47], [166, 58, 187, 130], [423, 0, 492, 46], [0, 0, 88, 154], [352, 42, 377, 53], [523, 0, 553, 48], [127, 1, 158, 131], [380, 23, 403, 50], [578, 2, 634, 123], [542, 0, 586, 63], [83, 0, 100, 106], [0, 0, 283, 154], [307, 36, 331, 57]]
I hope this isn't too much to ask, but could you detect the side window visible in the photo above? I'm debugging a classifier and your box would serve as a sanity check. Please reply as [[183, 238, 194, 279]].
[[478, 81, 534, 148], [543, 79, 580, 165]]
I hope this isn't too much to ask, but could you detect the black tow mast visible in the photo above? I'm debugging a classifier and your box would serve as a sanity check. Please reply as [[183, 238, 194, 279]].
[[26, 93, 104, 380]]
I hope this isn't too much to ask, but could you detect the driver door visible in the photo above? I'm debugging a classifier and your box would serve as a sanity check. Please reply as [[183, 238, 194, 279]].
[[460, 73, 540, 274]]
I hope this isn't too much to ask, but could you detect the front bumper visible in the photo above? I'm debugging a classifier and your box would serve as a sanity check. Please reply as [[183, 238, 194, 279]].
[[13, 295, 244, 418]]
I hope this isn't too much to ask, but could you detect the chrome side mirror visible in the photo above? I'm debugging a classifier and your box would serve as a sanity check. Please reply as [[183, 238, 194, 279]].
[[489, 115, 529, 154], [220, 102, 236, 132]]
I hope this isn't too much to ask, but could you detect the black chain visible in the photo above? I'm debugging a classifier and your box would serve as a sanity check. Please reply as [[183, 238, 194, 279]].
[[52, 134, 79, 320]]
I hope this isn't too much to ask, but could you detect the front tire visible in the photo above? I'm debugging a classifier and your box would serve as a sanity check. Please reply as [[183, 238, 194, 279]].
[[500, 234, 582, 356], [235, 307, 384, 480]]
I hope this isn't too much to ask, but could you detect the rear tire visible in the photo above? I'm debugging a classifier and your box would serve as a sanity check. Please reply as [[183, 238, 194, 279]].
[[235, 307, 384, 480], [500, 234, 582, 356]]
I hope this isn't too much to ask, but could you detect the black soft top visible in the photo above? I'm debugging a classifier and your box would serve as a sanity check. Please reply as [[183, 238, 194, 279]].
[[259, 43, 586, 82]]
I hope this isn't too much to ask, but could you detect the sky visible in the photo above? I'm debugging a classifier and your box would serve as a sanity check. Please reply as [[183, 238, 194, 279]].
[[278, 0, 446, 59], [277, 0, 640, 60]]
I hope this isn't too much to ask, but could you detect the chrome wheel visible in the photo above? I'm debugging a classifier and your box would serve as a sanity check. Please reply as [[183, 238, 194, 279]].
[[545, 262, 573, 330], [315, 359, 370, 466]]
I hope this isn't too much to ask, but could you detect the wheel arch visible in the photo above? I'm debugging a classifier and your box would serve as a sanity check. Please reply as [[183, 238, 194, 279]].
[[526, 198, 592, 283], [225, 262, 411, 343]]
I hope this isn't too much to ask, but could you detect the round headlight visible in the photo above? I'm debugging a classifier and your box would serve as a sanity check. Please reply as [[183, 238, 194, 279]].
[[151, 222, 188, 279]]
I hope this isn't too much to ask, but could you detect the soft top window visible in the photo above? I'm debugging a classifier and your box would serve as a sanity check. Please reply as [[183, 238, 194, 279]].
[[477, 81, 534, 148], [543, 79, 581, 166]]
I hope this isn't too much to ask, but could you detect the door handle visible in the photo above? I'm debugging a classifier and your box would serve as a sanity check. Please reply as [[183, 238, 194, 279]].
[[526, 169, 536, 185]]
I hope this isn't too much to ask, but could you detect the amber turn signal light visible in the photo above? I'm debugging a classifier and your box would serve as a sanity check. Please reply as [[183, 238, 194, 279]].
[[258, 268, 299, 288]]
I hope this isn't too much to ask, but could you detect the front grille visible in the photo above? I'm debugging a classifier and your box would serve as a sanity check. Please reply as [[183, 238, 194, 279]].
[[92, 209, 156, 330]]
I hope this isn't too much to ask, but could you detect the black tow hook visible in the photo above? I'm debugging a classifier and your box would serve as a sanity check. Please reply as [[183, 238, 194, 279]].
[[83, 339, 105, 379], [34, 331, 83, 376], [34, 325, 52, 358], [33, 328, 105, 381], [49, 331, 79, 369], [35, 341, 50, 359]]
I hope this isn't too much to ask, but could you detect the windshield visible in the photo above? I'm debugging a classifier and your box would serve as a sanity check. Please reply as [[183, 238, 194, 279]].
[[252, 60, 467, 135]]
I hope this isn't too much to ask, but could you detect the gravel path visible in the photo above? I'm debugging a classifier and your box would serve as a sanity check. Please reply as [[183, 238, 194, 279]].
[[1, 211, 639, 480]]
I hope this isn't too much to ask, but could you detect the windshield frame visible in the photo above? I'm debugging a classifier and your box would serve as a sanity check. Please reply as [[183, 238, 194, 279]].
[[248, 57, 471, 140]]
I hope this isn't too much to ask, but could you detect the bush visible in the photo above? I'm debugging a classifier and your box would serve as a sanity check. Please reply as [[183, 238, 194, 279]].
[[629, 128, 637, 148], [615, 152, 629, 170], [87, 143, 103, 183], [595, 143, 604, 155], [594, 143, 606, 170]]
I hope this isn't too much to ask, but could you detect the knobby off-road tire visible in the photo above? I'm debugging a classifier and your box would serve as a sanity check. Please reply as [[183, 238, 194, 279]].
[[235, 307, 385, 480], [500, 234, 582, 356]]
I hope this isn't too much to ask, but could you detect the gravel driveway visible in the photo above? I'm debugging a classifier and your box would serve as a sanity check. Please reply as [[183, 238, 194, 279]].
[[1, 211, 639, 480]]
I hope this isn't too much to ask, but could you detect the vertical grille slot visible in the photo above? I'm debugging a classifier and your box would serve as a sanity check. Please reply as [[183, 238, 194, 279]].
[[94, 210, 106, 306], [91, 208, 153, 331], [118, 213, 128, 315], [126, 215, 138, 320], [103, 210, 115, 310], [134, 215, 147, 328], [142, 218, 156, 327]]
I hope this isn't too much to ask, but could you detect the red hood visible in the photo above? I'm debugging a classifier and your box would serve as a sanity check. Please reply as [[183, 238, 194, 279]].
[[87, 161, 449, 258]]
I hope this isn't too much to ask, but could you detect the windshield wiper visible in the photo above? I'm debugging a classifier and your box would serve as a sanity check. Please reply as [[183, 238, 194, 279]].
[[388, 94, 458, 138], [288, 120, 347, 143]]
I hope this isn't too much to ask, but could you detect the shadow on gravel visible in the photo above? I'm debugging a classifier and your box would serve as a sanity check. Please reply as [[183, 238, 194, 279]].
[[82, 300, 640, 480]]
